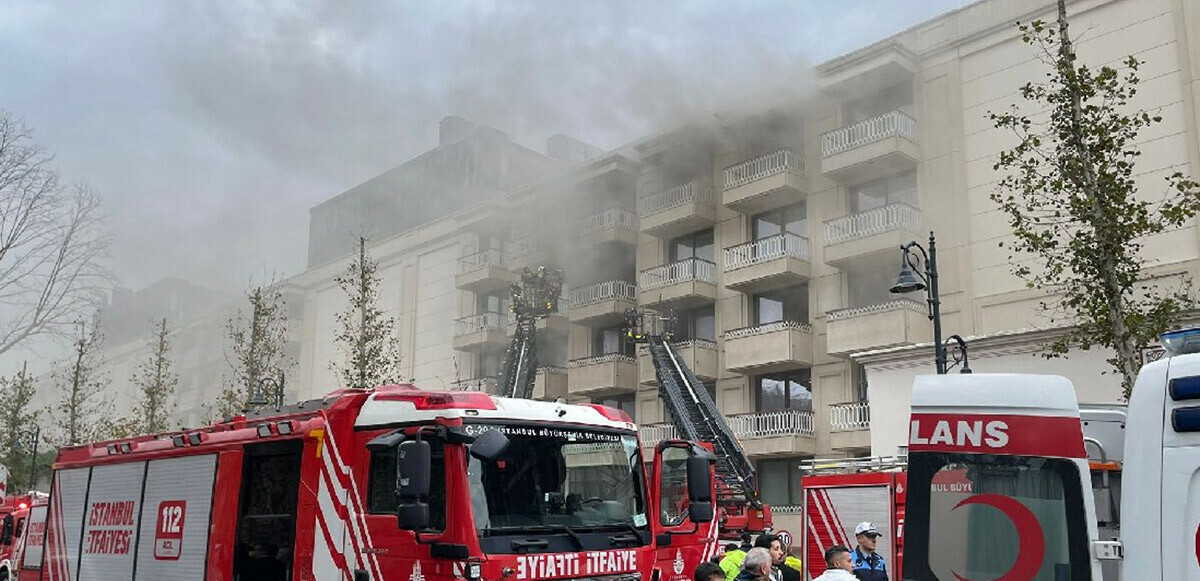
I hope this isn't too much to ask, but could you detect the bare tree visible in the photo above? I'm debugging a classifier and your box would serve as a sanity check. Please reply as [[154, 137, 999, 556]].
[[50, 315, 112, 446], [330, 237, 400, 390], [129, 318, 177, 433], [0, 111, 112, 355], [212, 284, 292, 418]]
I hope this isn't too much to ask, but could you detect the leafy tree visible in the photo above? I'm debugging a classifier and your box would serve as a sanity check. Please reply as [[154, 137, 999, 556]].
[[0, 363, 45, 491], [51, 316, 112, 446], [330, 236, 400, 390], [989, 0, 1200, 398], [213, 284, 292, 418], [129, 318, 177, 433]]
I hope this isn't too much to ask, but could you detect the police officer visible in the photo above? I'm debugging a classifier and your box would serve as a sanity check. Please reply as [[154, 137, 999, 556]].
[[851, 522, 887, 581]]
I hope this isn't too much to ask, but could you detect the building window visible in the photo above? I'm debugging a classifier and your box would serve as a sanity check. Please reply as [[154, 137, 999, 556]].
[[476, 292, 505, 314], [595, 395, 636, 421], [844, 81, 914, 124], [853, 362, 869, 402], [477, 352, 502, 377], [845, 266, 921, 309], [752, 203, 807, 240], [756, 370, 812, 413], [668, 229, 715, 263], [675, 305, 716, 342], [849, 171, 917, 214], [592, 326, 634, 357], [757, 457, 804, 506], [753, 285, 808, 325]]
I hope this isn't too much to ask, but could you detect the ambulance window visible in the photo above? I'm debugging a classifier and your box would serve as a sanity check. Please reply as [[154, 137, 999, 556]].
[[366, 440, 447, 531], [905, 453, 1092, 581]]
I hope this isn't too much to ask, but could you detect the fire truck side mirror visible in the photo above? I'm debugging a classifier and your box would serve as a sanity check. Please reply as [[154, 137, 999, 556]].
[[468, 429, 510, 462], [685, 454, 714, 523], [396, 440, 431, 531]]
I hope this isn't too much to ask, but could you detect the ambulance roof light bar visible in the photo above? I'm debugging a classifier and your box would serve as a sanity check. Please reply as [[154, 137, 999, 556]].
[[1162, 327, 1200, 356]]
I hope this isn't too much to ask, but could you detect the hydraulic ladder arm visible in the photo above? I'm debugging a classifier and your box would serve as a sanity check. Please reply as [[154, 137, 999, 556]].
[[624, 309, 771, 535], [497, 267, 564, 400]]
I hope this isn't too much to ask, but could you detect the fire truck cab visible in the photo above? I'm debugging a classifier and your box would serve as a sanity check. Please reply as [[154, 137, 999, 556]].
[[0, 493, 42, 581], [35, 386, 720, 581]]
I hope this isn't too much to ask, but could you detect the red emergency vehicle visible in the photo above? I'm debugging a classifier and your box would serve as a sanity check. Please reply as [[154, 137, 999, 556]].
[[0, 493, 43, 581], [33, 385, 720, 581], [799, 458, 906, 579]]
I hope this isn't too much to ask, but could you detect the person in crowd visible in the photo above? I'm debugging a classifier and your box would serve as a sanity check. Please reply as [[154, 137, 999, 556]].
[[813, 546, 857, 581], [851, 522, 888, 581], [695, 561, 727, 581], [734, 548, 773, 581], [720, 532, 754, 581], [753, 533, 796, 581]]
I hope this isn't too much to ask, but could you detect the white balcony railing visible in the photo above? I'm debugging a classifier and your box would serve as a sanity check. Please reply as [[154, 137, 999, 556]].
[[724, 149, 803, 190], [639, 423, 678, 446], [510, 236, 542, 259], [821, 110, 917, 157], [569, 280, 636, 309], [724, 233, 809, 271], [728, 409, 815, 437], [580, 207, 637, 233], [454, 376, 498, 393], [639, 258, 717, 291], [567, 353, 637, 368], [723, 319, 812, 341], [638, 181, 714, 217], [827, 298, 927, 322], [824, 202, 920, 245], [453, 312, 507, 336], [676, 338, 718, 351], [538, 366, 568, 376], [458, 249, 506, 275], [830, 401, 871, 431]]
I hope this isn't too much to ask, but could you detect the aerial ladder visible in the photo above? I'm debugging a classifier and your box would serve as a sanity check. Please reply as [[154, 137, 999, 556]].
[[497, 266, 564, 399], [624, 308, 772, 536]]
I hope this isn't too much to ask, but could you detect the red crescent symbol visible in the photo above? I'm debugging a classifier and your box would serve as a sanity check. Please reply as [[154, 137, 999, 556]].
[[1194, 521, 1199, 567], [950, 493, 1045, 581]]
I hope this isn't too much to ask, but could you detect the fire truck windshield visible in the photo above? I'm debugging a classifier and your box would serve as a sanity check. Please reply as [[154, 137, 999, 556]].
[[465, 424, 648, 551], [902, 453, 1092, 581]]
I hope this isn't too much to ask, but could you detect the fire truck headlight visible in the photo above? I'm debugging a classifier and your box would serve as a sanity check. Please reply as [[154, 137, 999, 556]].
[[256, 424, 273, 438], [467, 562, 482, 580]]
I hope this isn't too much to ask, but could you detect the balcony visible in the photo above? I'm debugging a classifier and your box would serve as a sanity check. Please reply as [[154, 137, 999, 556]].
[[821, 110, 918, 185], [567, 353, 638, 398], [637, 410, 816, 457], [578, 208, 639, 247], [729, 410, 817, 457], [829, 401, 871, 451], [568, 280, 637, 327], [724, 320, 814, 373], [722, 149, 807, 214], [509, 236, 554, 271], [532, 366, 569, 401], [638, 181, 716, 240], [456, 249, 517, 293], [826, 299, 931, 356], [638, 339, 719, 385], [452, 312, 509, 352], [824, 203, 921, 267], [453, 376, 497, 394], [638, 258, 717, 308], [723, 233, 811, 294]]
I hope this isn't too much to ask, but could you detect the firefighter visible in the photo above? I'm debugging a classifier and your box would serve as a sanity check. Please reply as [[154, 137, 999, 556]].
[[719, 533, 753, 581], [851, 522, 887, 581]]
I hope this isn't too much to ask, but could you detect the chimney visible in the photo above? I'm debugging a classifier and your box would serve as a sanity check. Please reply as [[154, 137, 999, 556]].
[[547, 134, 602, 163], [440, 116, 476, 146]]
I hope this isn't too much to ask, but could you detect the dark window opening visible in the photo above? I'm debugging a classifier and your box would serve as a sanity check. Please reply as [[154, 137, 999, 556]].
[[752, 204, 807, 240], [235, 440, 302, 581], [592, 326, 635, 357], [756, 371, 812, 413], [757, 457, 805, 506], [668, 229, 715, 263], [849, 171, 917, 214], [674, 305, 716, 342], [753, 285, 809, 325]]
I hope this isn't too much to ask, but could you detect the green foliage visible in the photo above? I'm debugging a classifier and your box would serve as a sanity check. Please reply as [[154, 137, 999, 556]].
[[212, 285, 293, 419], [989, 2, 1200, 398], [330, 237, 400, 390], [129, 318, 177, 433], [0, 364, 49, 492]]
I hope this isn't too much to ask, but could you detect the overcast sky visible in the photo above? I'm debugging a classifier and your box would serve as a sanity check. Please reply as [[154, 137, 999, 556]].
[[0, 0, 971, 294]]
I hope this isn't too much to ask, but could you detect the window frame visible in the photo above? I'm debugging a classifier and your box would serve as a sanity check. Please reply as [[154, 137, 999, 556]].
[[754, 370, 813, 413]]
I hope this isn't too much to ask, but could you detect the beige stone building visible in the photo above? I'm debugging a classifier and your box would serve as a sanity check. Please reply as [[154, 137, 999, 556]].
[[282, 0, 1200, 532]]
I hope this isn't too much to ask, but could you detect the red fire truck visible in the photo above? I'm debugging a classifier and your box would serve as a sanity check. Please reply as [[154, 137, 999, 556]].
[[798, 458, 906, 580], [32, 385, 720, 581], [0, 492, 43, 581]]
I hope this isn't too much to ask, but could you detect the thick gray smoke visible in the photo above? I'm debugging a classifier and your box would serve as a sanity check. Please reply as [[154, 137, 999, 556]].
[[0, 0, 969, 293]]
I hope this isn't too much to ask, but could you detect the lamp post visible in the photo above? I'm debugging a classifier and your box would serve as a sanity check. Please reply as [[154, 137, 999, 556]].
[[890, 232, 948, 374], [250, 372, 286, 408], [14, 425, 40, 492]]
